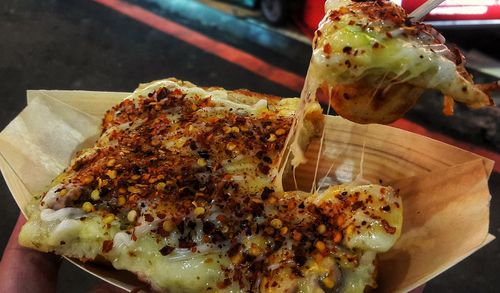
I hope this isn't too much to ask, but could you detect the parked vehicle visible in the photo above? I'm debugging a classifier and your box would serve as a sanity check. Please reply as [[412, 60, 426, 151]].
[[225, 0, 299, 25], [224, 0, 500, 33]]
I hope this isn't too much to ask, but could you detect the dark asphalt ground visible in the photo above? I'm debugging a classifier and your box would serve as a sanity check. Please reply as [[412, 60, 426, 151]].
[[0, 0, 499, 292]]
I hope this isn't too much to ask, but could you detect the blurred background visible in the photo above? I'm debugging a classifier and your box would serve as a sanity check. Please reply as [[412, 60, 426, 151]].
[[0, 0, 499, 292]]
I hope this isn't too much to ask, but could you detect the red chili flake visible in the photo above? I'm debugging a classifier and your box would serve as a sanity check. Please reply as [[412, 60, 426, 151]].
[[262, 156, 272, 164], [372, 42, 380, 49], [227, 244, 241, 258], [381, 219, 396, 234], [342, 46, 353, 54], [258, 163, 270, 175], [144, 214, 154, 222], [178, 238, 195, 249], [155, 87, 170, 101], [381, 205, 391, 212], [323, 43, 332, 55], [189, 141, 198, 150], [216, 214, 227, 222], [203, 221, 216, 234], [102, 240, 113, 253], [351, 201, 363, 211], [217, 278, 232, 289], [159, 245, 174, 256], [260, 187, 273, 200]]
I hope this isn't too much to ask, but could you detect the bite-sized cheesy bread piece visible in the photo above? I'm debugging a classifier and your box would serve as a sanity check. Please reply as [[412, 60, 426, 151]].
[[310, 0, 497, 124]]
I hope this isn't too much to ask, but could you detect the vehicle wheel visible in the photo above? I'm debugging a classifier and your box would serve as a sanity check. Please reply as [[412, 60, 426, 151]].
[[260, 0, 289, 25]]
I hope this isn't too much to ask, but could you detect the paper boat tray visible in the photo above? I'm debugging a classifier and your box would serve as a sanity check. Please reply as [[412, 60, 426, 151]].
[[0, 90, 495, 292]]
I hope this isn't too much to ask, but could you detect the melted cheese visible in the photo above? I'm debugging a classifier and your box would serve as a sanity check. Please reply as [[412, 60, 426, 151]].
[[128, 80, 271, 116], [40, 208, 84, 222]]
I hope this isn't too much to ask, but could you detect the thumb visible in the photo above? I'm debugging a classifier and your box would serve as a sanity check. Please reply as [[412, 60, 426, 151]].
[[0, 213, 62, 293]]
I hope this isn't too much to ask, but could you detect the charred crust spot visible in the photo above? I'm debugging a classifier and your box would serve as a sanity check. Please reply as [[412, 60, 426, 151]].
[[381, 219, 397, 234], [102, 240, 113, 253]]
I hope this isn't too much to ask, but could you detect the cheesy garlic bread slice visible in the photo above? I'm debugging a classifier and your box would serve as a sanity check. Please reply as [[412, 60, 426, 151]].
[[19, 79, 402, 292], [310, 0, 497, 124]]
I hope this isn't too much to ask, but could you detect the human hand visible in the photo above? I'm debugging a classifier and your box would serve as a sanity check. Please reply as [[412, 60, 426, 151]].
[[0, 214, 125, 293]]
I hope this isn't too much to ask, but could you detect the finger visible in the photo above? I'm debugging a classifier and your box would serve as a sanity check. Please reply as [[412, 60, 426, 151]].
[[0, 213, 62, 293]]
